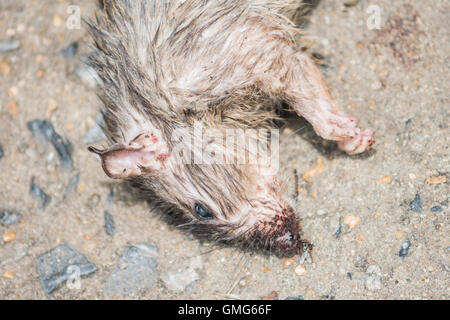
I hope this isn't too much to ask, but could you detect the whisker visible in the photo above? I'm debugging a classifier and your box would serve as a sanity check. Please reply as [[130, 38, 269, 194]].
[[279, 124, 309, 148]]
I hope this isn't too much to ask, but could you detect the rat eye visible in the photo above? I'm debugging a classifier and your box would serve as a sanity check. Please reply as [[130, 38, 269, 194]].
[[194, 203, 214, 220]]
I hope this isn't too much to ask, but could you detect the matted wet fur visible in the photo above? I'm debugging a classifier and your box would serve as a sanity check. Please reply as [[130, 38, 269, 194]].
[[87, 0, 374, 255]]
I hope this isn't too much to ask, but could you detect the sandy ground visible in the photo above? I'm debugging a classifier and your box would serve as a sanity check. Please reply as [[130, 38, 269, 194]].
[[0, 0, 448, 300]]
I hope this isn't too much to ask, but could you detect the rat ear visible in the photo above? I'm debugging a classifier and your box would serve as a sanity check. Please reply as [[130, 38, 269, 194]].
[[88, 132, 169, 179]]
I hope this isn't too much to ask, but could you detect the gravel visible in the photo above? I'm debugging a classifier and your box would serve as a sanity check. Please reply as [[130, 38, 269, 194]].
[[60, 41, 79, 59], [399, 240, 412, 258], [27, 119, 73, 171], [37, 243, 98, 294], [161, 256, 202, 293], [409, 194, 423, 213], [104, 244, 158, 296], [104, 210, 115, 236], [430, 206, 442, 212], [29, 179, 51, 210], [0, 210, 21, 226]]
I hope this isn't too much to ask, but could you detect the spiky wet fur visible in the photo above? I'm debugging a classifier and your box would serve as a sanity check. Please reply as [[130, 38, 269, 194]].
[[88, 0, 316, 254]]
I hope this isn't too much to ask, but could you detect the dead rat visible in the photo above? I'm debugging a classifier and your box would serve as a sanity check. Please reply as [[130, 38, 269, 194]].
[[87, 0, 374, 256]]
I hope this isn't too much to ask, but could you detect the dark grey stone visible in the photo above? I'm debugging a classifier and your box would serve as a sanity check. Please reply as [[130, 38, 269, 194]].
[[0, 210, 21, 226], [104, 244, 158, 295], [0, 143, 3, 159], [60, 42, 78, 59], [104, 210, 115, 236], [409, 194, 423, 213], [37, 243, 97, 294], [30, 179, 51, 210], [334, 217, 342, 238], [27, 119, 73, 171], [399, 240, 411, 257], [430, 206, 442, 212]]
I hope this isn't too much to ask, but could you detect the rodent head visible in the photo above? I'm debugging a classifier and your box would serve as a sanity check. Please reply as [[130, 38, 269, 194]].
[[89, 122, 301, 255]]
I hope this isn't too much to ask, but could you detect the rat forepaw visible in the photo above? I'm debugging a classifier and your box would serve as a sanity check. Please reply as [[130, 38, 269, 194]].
[[337, 128, 375, 155]]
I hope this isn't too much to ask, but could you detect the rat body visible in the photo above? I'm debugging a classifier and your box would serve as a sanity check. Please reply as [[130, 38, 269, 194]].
[[88, 0, 374, 255]]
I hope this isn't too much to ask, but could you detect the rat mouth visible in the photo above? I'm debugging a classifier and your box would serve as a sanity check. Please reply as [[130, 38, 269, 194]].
[[271, 231, 299, 252]]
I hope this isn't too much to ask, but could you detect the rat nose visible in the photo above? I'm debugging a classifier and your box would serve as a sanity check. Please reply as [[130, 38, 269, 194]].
[[287, 232, 298, 242]]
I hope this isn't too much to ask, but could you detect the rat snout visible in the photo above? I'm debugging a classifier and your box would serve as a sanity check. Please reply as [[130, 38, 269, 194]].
[[269, 208, 301, 253], [275, 231, 298, 244]]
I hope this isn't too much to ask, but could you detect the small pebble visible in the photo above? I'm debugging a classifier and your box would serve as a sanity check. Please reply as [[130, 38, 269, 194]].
[[376, 175, 392, 184], [347, 272, 352, 280], [294, 265, 306, 276], [161, 265, 200, 293], [261, 291, 279, 300], [0, 58, 11, 76], [87, 193, 101, 209], [399, 240, 411, 257], [0, 144, 3, 159], [282, 257, 295, 269], [0, 40, 20, 53], [3, 230, 16, 242], [334, 217, 343, 238], [409, 194, 423, 212], [104, 210, 116, 236], [104, 244, 158, 295], [344, 0, 360, 7], [426, 176, 446, 185], [302, 156, 324, 182], [344, 215, 360, 229], [53, 14, 63, 27], [60, 42, 79, 59], [430, 206, 442, 212], [30, 179, 51, 210], [441, 261, 450, 272], [0, 210, 21, 226], [3, 270, 14, 280], [395, 231, 403, 239], [27, 120, 73, 171], [7, 100, 18, 115], [405, 118, 413, 129]]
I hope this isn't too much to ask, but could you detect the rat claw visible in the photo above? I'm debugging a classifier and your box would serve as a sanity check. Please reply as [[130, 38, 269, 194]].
[[337, 128, 375, 155]]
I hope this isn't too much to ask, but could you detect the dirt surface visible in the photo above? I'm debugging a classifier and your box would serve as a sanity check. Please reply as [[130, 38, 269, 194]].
[[0, 0, 448, 300]]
